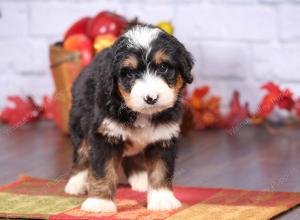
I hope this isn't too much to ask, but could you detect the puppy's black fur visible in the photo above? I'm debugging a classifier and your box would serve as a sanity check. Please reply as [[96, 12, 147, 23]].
[[68, 25, 194, 205]]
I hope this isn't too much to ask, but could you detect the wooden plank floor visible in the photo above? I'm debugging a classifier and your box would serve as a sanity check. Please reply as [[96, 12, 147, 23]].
[[1, 121, 300, 219]]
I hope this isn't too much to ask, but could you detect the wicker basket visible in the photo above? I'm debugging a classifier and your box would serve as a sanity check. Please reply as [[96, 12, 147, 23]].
[[49, 45, 83, 133]]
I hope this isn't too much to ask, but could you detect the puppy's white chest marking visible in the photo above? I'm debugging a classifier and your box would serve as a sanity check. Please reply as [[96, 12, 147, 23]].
[[99, 116, 180, 155]]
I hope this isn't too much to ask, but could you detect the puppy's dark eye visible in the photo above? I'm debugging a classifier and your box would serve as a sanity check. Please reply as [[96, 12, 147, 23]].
[[122, 68, 135, 78], [158, 63, 168, 73], [126, 70, 134, 78]]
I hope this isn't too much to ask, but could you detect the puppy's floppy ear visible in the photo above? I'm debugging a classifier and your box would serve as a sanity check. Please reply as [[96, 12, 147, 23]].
[[179, 47, 194, 84], [93, 48, 115, 109], [111, 37, 128, 67]]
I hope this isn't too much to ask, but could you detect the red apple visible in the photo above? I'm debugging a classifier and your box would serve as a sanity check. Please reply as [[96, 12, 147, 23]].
[[87, 11, 128, 39], [64, 34, 93, 66], [64, 17, 91, 41]]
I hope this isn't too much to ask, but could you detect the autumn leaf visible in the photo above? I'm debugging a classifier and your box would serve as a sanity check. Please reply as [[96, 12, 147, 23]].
[[0, 96, 41, 126], [256, 82, 294, 118], [223, 91, 250, 129], [189, 86, 210, 110], [194, 86, 210, 99], [186, 86, 222, 129]]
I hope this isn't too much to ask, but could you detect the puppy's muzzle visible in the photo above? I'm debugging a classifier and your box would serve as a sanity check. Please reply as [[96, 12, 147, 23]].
[[144, 95, 159, 105]]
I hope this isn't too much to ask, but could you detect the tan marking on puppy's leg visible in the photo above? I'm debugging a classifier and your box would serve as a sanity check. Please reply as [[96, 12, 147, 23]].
[[71, 140, 90, 174], [81, 156, 120, 213], [88, 157, 119, 199], [145, 154, 181, 211], [154, 49, 170, 64], [65, 140, 90, 195], [147, 159, 171, 189]]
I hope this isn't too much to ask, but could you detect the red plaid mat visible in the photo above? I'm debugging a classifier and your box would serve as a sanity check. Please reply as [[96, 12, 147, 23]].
[[1, 176, 300, 219]]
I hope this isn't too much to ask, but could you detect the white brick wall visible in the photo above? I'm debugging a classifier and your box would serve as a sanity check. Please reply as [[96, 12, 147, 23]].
[[175, 5, 277, 42], [1, 0, 300, 111], [253, 45, 300, 81], [279, 5, 300, 42]]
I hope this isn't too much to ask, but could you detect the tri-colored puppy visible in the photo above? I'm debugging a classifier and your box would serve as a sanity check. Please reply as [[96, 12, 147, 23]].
[[64, 25, 194, 212]]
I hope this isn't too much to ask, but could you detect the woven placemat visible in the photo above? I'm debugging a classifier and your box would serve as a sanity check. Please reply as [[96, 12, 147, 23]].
[[0, 176, 300, 220]]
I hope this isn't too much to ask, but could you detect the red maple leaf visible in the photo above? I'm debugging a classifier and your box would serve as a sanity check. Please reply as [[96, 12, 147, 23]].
[[0, 96, 41, 126], [223, 91, 250, 130], [256, 82, 294, 118], [194, 86, 210, 99]]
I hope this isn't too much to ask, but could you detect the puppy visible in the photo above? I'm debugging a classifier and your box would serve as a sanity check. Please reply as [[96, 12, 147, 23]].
[[64, 25, 194, 213]]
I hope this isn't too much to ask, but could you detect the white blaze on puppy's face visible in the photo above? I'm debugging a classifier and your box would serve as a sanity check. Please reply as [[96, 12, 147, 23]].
[[124, 26, 161, 50], [129, 73, 176, 114]]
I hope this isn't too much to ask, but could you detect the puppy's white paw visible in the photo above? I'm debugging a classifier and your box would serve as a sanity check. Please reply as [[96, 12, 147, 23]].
[[81, 198, 117, 213], [147, 188, 182, 211], [64, 170, 88, 195], [128, 171, 148, 192]]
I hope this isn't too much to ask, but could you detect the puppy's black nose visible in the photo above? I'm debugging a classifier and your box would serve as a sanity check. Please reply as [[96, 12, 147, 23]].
[[144, 95, 158, 105]]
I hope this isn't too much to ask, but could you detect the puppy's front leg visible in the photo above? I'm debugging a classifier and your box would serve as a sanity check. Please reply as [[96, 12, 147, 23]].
[[145, 143, 182, 211], [81, 133, 122, 213], [122, 153, 148, 192]]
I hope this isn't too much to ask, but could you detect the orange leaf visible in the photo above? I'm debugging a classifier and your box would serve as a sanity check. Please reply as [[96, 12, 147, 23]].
[[190, 95, 202, 110], [202, 112, 216, 126], [187, 86, 223, 129]]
